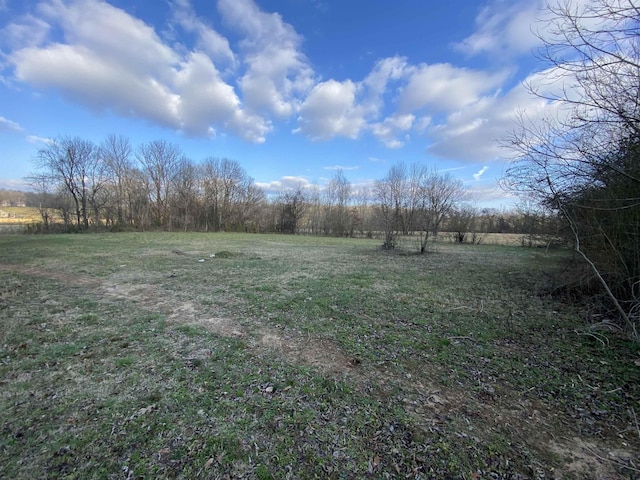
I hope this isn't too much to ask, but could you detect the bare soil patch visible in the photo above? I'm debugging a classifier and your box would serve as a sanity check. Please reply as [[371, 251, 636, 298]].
[[0, 263, 356, 377]]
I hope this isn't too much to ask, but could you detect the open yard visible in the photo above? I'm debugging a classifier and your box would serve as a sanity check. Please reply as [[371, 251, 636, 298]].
[[0, 232, 638, 479]]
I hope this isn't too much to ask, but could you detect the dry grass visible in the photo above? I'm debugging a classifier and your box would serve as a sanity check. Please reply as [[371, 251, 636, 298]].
[[0, 207, 42, 224], [0, 232, 638, 479]]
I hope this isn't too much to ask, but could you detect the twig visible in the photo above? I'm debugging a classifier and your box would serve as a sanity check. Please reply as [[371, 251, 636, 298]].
[[447, 336, 479, 344], [574, 329, 608, 347], [583, 446, 640, 474], [589, 319, 623, 332], [632, 407, 640, 441]]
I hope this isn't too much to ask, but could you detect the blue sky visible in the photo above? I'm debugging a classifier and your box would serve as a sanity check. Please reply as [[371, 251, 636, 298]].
[[0, 0, 558, 207]]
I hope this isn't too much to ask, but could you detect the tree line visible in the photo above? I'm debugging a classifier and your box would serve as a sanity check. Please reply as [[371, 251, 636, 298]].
[[24, 134, 555, 244]]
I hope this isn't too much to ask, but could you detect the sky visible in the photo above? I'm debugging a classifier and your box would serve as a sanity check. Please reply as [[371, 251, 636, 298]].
[[0, 0, 560, 208]]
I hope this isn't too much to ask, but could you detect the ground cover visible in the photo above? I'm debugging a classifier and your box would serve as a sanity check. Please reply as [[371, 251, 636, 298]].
[[0, 232, 638, 479]]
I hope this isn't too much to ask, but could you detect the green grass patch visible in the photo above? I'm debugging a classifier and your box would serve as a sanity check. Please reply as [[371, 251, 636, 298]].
[[0, 232, 638, 479]]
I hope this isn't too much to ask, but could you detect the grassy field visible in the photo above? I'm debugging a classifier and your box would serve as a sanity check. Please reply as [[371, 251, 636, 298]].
[[0, 207, 42, 224], [0, 232, 638, 479]]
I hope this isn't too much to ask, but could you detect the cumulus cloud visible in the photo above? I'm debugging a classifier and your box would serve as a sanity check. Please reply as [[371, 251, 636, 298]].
[[424, 72, 561, 162], [4, 0, 270, 142], [0, 0, 571, 166], [293, 56, 412, 142], [174, 51, 270, 141], [364, 56, 408, 93], [36, 0, 179, 78], [171, 0, 236, 66], [454, 0, 544, 58], [370, 113, 414, 148], [294, 79, 367, 140], [0, 115, 22, 132], [361, 55, 409, 115], [398, 63, 510, 113], [12, 43, 182, 128], [218, 0, 315, 118]]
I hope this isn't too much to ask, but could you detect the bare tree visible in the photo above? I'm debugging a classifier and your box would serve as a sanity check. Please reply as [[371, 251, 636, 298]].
[[503, 0, 640, 335], [447, 204, 480, 244], [137, 140, 182, 228], [278, 186, 307, 234], [25, 173, 54, 232], [324, 170, 352, 236], [99, 134, 133, 227], [373, 177, 398, 249], [306, 185, 323, 235], [374, 164, 407, 249], [34, 136, 97, 231], [199, 158, 264, 231], [375, 163, 466, 252], [172, 158, 198, 231], [126, 168, 153, 230]]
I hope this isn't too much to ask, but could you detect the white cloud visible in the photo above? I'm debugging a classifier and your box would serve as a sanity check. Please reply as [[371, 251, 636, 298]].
[[0, 116, 23, 132], [454, 0, 545, 58], [0, 0, 577, 166], [171, 0, 236, 66], [293, 56, 414, 142], [398, 63, 510, 113], [361, 56, 409, 116], [473, 166, 489, 181], [0, 178, 32, 190], [368, 157, 387, 163], [256, 175, 312, 194], [465, 184, 516, 207], [424, 72, 563, 162], [37, 0, 179, 78], [0, 14, 50, 49], [363, 56, 408, 95], [218, 0, 315, 118], [26, 135, 54, 144], [414, 116, 432, 133], [294, 79, 366, 140], [5, 0, 270, 142], [12, 43, 182, 128], [174, 51, 270, 141], [370, 113, 414, 148], [323, 165, 359, 171]]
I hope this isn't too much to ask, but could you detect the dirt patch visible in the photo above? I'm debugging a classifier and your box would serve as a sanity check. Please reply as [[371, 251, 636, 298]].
[[549, 437, 639, 479], [191, 316, 245, 338], [0, 263, 355, 376], [255, 331, 356, 373]]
